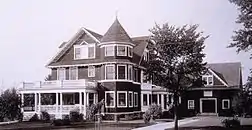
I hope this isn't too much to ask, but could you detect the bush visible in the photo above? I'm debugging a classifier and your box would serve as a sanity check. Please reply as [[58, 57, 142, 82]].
[[17, 112, 23, 122], [143, 104, 162, 123], [29, 113, 39, 122], [221, 117, 241, 128], [69, 109, 83, 122], [41, 111, 50, 122]]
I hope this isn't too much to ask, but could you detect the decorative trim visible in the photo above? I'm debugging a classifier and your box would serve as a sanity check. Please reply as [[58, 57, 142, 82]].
[[99, 41, 135, 47], [208, 68, 228, 87], [200, 98, 217, 113], [105, 91, 115, 108], [117, 91, 128, 108], [222, 99, 230, 109]]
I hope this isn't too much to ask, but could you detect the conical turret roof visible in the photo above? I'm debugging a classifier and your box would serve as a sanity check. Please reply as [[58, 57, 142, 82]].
[[101, 18, 133, 43]]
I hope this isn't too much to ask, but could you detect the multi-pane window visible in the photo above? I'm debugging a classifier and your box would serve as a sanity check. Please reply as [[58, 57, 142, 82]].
[[117, 65, 127, 79], [188, 100, 195, 109], [143, 94, 148, 106], [57, 68, 66, 80], [105, 91, 115, 107], [74, 44, 95, 59], [202, 75, 213, 85], [128, 65, 133, 80], [117, 45, 127, 56], [105, 46, 115, 56], [134, 92, 138, 107], [128, 47, 133, 57], [117, 91, 127, 107], [222, 99, 230, 109], [69, 67, 78, 80], [133, 68, 139, 82], [105, 65, 115, 80], [128, 92, 133, 107], [88, 66, 95, 77]]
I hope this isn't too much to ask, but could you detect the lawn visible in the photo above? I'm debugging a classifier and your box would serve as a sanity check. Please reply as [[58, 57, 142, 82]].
[[166, 125, 252, 130]]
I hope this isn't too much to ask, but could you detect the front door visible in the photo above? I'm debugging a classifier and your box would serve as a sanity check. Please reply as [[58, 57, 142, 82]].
[[200, 98, 216, 113]]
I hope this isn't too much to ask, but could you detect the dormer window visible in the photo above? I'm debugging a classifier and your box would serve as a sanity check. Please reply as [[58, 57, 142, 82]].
[[74, 44, 95, 59], [117, 45, 127, 56], [202, 75, 213, 86], [105, 45, 115, 56]]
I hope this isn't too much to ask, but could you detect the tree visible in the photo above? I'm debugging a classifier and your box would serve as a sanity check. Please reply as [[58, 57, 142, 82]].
[[228, 0, 252, 58], [146, 23, 208, 130]]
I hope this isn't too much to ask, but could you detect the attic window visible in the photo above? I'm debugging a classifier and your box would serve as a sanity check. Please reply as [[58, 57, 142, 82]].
[[202, 75, 213, 86], [74, 44, 95, 59]]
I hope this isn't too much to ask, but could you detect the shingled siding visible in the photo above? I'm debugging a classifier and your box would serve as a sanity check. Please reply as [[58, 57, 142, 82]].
[[180, 89, 239, 117], [98, 82, 141, 113]]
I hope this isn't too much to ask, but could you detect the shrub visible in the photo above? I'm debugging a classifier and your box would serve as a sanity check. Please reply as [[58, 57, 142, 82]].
[[221, 117, 241, 128], [70, 110, 80, 122], [52, 115, 70, 126], [29, 113, 39, 122], [143, 104, 162, 123], [17, 112, 23, 122], [41, 111, 50, 122]]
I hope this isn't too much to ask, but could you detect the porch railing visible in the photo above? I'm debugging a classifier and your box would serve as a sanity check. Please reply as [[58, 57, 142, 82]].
[[21, 79, 97, 89]]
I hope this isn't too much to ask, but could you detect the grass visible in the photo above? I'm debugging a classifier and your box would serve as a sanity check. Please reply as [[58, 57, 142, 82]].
[[165, 125, 252, 130]]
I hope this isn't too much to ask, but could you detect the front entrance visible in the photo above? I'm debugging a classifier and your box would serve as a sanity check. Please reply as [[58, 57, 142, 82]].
[[200, 98, 217, 113]]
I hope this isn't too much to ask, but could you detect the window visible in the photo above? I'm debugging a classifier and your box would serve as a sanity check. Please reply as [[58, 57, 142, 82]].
[[88, 93, 94, 106], [117, 45, 127, 56], [188, 100, 195, 109], [105, 45, 115, 56], [204, 91, 213, 97], [164, 94, 167, 109], [105, 91, 115, 107], [152, 94, 157, 104], [117, 65, 127, 79], [143, 94, 148, 106], [88, 66, 95, 77], [117, 91, 127, 107], [57, 68, 66, 80], [202, 75, 214, 85], [74, 44, 95, 59], [105, 65, 115, 80], [128, 47, 133, 57], [134, 92, 138, 107], [128, 65, 133, 80], [158, 94, 162, 105], [222, 99, 230, 109], [133, 68, 139, 82], [69, 67, 78, 80], [128, 92, 133, 107]]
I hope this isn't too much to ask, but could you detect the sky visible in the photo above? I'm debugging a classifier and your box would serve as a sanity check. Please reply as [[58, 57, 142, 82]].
[[0, 0, 251, 90]]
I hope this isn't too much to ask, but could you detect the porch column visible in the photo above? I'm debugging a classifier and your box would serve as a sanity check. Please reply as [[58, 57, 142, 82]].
[[34, 93, 37, 113], [161, 94, 164, 109], [21, 93, 24, 113], [79, 92, 82, 113], [38, 93, 41, 113], [147, 94, 149, 106], [60, 92, 63, 118], [56, 93, 59, 114], [86, 93, 89, 106], [83, 91, 87, 118], [157, 94, 160, 105]]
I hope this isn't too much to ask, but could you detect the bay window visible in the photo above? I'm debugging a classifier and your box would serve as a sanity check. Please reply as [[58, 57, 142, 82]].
[[117, 45, 127, 56], [117, 91, 127, 107], [105, 65, 115, 80], [105, 91, 115, 107], [105, 45, 115, 56], [69, 67, 78, 80], [117, 65, 127, 79], [57, 68, 66, 80]]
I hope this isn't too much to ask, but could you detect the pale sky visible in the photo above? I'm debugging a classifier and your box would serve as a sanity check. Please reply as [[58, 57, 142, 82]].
[[0, 0, 250, 90]]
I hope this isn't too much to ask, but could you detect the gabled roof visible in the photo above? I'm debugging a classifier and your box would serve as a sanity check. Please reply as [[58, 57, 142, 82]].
[[131, 36, 149, 64], [101, 18, 133, 43], [206, 62, 242, 87]]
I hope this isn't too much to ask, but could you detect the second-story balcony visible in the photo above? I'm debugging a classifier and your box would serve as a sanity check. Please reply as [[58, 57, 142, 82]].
[[19, 79, 97, 90]]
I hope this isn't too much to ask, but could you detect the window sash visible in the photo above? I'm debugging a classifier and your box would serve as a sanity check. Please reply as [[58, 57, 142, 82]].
[[105, 46, 115, 56], [74, 44, 95, 59], [105, 65, 115, 79], [88, 46, 95, 58], [117, 65, 127, 79], [128, 92, 133, 107], [202, 75, 213, 85], [105, 91, 115, 107], [57, 68, 66, 80], [222, 99, 230, 109], [128, 65, 133, 80], [188, 100, 194, 109], [69, 67, 78, 80], [117, 46, 127, 56], [88, 66, 95, 77], [117, 91, 127, 107]]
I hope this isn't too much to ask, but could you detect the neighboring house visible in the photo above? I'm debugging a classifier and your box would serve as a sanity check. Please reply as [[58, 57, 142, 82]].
[[19, 18, 242, 120], [180, 62, 242, 117], [19, 18, 171, 120]]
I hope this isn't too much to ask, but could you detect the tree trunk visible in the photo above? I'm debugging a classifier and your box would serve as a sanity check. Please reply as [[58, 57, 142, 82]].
[[174, 91, 178, 130]]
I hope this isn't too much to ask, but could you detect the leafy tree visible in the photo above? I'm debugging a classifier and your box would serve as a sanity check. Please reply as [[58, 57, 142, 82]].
[[228, 0, 252, 58], [146, 23, 207, 130]]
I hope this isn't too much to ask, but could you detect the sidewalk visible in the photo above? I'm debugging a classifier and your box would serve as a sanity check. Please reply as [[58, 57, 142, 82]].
[[132, 117, 199, 130]]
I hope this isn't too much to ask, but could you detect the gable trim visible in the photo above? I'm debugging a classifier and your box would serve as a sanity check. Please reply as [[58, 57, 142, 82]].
[[208, 68, 229, 87], [82, 28, 100, 43]]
